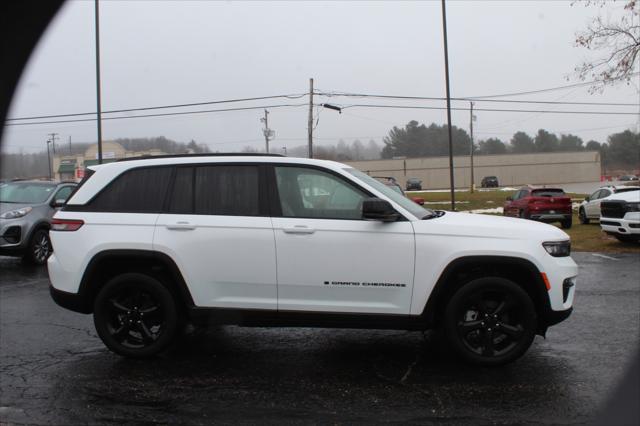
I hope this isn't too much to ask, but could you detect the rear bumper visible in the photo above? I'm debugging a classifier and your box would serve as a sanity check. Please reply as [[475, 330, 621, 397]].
[[49, 285, 91, 314], [541, 306, 572, 327], [530, 213, 571, 222]]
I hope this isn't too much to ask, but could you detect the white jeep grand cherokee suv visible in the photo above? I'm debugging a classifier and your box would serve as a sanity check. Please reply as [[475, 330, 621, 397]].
[[48, 154, 577, 365]]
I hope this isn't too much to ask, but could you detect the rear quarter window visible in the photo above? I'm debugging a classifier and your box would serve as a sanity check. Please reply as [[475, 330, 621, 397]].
[[87, 167, 173, 213]]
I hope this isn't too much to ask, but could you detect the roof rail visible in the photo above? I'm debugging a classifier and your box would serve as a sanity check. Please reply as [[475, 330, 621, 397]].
[[116, 153, 285, 162]]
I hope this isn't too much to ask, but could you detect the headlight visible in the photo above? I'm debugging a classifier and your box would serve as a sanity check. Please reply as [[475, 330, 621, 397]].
[[625, 202, 640, 212], [543, 240, 571, 257], [0, 206, 33, 219]]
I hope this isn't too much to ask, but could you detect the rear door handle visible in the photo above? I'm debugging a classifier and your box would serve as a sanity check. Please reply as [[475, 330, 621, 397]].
[[166, 221, 196, 231], [283, 225, 315, 234]]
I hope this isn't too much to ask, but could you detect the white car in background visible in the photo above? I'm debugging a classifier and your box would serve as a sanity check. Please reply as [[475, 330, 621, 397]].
[[578, 185, 640, 224], [600, 190, 640, 243]]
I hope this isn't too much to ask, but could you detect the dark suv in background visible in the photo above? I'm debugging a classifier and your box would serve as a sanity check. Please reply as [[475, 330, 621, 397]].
[[0, 180, 76, 264], [405, 178, 422, 191], [481, 176, 499, 188]]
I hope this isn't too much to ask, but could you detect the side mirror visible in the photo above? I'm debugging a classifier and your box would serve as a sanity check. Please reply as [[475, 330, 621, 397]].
[[362, 198, 400, 222], [506, 196, 513, 201], [585, 196, 590, 202], [51, 199, 66, 208]]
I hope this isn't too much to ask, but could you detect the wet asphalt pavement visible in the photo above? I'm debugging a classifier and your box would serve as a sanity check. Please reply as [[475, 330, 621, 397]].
[[1, 252, 639, 425]]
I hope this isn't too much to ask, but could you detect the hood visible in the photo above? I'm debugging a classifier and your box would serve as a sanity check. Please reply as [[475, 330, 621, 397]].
[[413, 211, 569, 242], [0, 202, 35, 215]]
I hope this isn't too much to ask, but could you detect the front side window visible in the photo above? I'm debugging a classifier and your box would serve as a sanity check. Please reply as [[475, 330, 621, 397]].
[[54, 186, 74, 202], [88, 167, 172, 212], [275, 166, 366, 220]]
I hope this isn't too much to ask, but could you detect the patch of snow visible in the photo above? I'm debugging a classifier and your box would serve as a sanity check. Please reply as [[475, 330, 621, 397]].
[[463, 207, 504, 214]]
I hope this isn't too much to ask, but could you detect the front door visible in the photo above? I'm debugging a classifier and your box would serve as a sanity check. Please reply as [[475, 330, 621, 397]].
[[270, 165, 415, 315]]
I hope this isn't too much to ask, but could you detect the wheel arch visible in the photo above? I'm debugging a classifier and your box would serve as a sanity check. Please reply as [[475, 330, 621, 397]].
[[75, 249, 195, 314], [421, 255, 551, 332]]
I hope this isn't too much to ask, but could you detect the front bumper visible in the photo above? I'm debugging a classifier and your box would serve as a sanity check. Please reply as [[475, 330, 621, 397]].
[[600, 215, 640, 236], [0, 219, 29, 254]]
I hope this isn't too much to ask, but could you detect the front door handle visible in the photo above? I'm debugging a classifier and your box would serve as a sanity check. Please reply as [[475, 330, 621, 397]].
[[166, 221, 196, 231], [283, 225, 315, 234]]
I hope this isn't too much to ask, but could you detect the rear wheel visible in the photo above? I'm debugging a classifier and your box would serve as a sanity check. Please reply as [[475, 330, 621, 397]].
[[443, 277, 537, 366], [561, 216, 572, 229], [93, 273, 179, 358], [579, 208, 589, 225]]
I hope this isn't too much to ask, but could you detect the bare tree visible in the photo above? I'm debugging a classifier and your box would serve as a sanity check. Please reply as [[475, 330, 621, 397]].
[[573, 0, 639, 91]]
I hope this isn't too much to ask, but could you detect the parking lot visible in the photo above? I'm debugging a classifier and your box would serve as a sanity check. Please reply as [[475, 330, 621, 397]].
[[0, 252, 638, 424]]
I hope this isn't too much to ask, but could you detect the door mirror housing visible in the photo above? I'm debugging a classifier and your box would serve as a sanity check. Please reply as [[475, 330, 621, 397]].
[[506, 196, 513, 201], [585, 196, 590, 202], [51, 199, 66, 208], [362, 198, 400, 222]]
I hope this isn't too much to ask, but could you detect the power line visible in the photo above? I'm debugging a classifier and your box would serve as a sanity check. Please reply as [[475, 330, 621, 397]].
[[5, 93, 308, 122], [340, 104, 640, 116], [463, 73, 640, 99], [4, 103, 309, 127], [316, 90, 640, 107]]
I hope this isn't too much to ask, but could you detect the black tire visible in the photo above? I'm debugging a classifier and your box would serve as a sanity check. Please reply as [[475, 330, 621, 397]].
[[579, 208, 589, 225], [93, 273, 179, 358], [443, 277, 537, 366], [561, 216, 572, 229], [519, 210, 526, 219], [614, 235, 640, 244], [24, 228, 52, 265]]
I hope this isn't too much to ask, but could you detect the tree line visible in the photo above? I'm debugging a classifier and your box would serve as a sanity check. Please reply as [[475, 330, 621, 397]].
[[381, 120, 639, 171], [0, 137, 210, 180]]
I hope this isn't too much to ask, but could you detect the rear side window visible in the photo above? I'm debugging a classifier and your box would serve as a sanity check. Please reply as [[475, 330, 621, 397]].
[[195, 165, 260, 216], [88, 167, 172, 212], [168, 165, 261, 216]]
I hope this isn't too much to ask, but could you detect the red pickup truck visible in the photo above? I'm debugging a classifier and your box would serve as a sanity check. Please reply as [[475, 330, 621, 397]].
[[504, 186, 572, 229]]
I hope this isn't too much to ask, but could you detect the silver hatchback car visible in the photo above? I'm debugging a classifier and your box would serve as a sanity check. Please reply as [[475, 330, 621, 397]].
[[0, 180, 76, 264]]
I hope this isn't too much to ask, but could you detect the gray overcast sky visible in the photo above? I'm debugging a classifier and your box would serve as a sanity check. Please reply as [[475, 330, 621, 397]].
[[2, 0, 639, 154]]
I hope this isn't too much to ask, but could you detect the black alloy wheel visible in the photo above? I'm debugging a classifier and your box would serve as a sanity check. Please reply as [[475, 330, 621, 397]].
[[94, 273, 178, 358], [26, 229, 52, 265], [444, 277, 537, 366], [579, 208, 589, 225]]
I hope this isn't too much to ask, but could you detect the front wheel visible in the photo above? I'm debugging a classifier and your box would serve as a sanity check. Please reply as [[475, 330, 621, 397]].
[[579, 208, 589, 225], [93, 273, 179, 358], [24, 229, 52, 265], [443, 277, 537, 366]]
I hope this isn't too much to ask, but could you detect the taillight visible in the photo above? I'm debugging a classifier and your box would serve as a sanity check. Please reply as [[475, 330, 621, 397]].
[[51, 219, 84, 231]]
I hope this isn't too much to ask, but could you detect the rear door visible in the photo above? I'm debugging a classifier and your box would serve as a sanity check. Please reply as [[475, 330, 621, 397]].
[[269, 165, 415, 314], [153, 164, 277, 310]]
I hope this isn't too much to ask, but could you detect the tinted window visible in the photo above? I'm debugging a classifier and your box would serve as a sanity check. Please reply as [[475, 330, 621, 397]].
[[169, 167, 194, 214], [89, 167, 172, 212], [194, 165, 260, 216], [531, 189, 565, 197], [600, 189, 612, 198], [275, 166, 367, 220]]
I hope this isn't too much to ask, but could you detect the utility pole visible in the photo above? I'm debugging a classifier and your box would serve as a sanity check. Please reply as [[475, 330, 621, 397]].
[[260, 109, 272, 153], [46, 139, 52, 179], [95, 0, 103, 164], [68, 135, 72, 155], [47, 133, 58, 154], [308, 78, 314, 159], [441, 0, 455, 211], [469, 101, 475, 193], [282, 147, 287, 156]]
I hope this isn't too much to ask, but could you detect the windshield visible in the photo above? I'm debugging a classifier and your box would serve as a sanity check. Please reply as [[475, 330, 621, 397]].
[[345, 168, 433, 219], [0, 182, 56, 204]]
